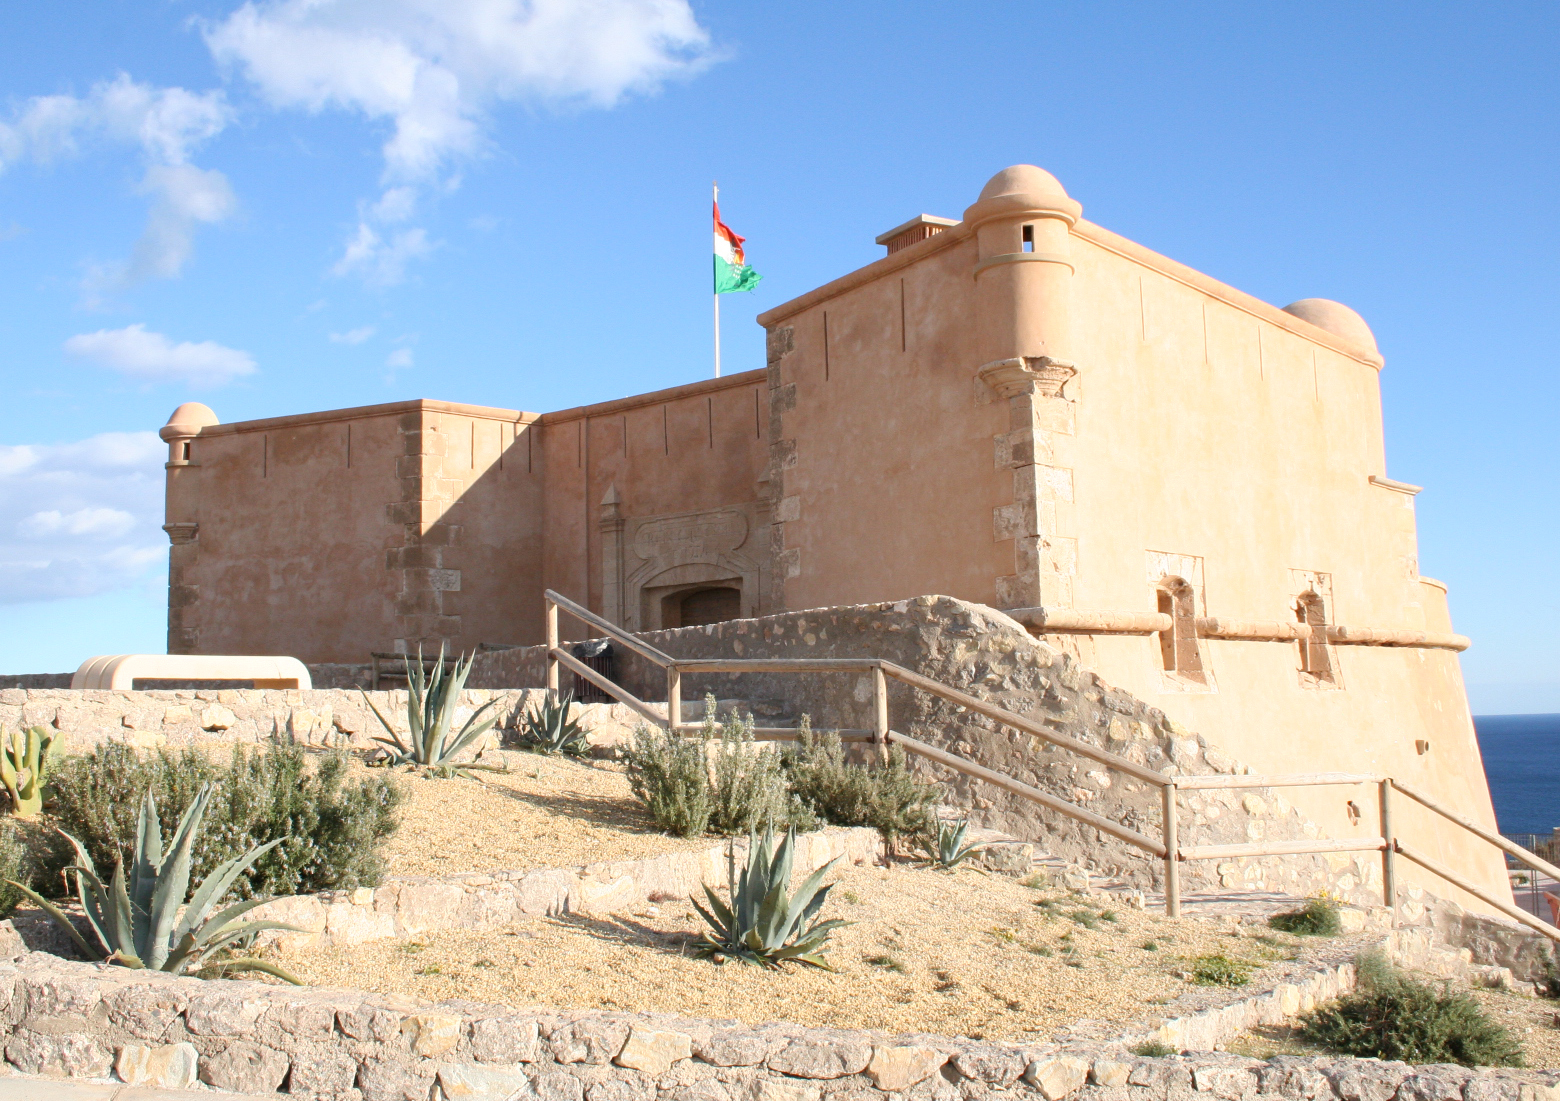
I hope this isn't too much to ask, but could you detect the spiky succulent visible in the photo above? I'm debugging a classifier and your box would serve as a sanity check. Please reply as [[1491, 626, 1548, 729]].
[[0, 725, 54, 818], [9, 786, 301, 982], [921, 818, 988, 870], [517, 694, 589, 757], [692, 828, 849, 970], [363, 646, 506, 777]]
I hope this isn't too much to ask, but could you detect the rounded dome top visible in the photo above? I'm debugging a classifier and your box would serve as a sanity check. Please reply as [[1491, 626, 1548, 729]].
[[964, 164, 1082, 227], [977, 164, 1073, 205], [1281, 299, 1378, 355], [159, 402, 219, 441]]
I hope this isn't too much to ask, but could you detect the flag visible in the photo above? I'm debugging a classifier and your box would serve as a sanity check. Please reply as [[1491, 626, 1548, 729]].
[[714, 201, 762, 293]]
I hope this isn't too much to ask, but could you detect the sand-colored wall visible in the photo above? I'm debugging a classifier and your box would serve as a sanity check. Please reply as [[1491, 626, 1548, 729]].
[[750, 167, 1502, 907], [537, 372, 770, 639], [161, 163, 1505, 911], [164, 400, 543, 663]]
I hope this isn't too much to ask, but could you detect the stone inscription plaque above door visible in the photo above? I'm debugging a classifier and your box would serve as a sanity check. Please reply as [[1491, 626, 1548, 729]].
[[599, 499, 769, 631]]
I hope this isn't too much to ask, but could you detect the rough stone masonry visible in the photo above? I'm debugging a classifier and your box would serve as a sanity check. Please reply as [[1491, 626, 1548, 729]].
[[1, 950, 1554, 1101]]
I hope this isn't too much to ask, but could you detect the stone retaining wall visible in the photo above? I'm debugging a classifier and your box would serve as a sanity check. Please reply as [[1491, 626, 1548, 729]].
[[0, 950, 1551, 1101], [472, 597, 1377, 905], [0, 686, 654, 755], [248, 828, 882, 953]]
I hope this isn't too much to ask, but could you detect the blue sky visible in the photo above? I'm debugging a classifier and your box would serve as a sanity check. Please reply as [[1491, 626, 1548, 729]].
[[0, 2, 1555, 714]]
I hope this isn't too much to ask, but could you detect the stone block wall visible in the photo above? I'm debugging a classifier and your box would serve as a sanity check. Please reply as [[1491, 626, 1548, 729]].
[[0, 950, 1551, 1101], [0, 686, 652, 755]]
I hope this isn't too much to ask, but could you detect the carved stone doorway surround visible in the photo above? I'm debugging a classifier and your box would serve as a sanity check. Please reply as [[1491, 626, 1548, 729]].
[[599, 490, 768, 631]]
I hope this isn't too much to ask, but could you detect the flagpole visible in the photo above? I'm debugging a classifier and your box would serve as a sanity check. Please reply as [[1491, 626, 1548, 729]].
[[713, 181, 721, 379]]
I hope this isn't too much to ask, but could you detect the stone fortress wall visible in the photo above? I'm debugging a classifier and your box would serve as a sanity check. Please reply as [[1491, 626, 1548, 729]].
[[152, 162, 1503, 923]]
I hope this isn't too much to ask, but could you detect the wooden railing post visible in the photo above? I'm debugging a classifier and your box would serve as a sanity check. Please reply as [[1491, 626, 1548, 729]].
[[1163, 780, 1180, 917], [871, 664, 889, 764], [666, 664, 682, 733], [1380, 778, 1396, 915], [545, 598, 560, 701]]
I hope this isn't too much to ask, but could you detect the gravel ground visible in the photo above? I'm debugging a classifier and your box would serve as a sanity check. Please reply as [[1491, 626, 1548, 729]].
[[365, 753, 715, 877], [1469, 985, 1560, 1069], [278, 862, 1357, 1043]]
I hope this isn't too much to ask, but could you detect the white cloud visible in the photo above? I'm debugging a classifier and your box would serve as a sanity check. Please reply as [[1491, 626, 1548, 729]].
[[0, 431, 165, 604], [0, 74, 236, 291], [0, 74, 229, 170], [64, 324, 257, 388], [386, 347, 414, 369], [331, 223, 433, 286], [206, 0, 713, 281], [19, 508, 137, 540], [330, 325, 376, 344]]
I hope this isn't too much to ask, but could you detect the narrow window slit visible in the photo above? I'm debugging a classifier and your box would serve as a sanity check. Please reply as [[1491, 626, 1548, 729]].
[[1022, 225, 1035, 253]]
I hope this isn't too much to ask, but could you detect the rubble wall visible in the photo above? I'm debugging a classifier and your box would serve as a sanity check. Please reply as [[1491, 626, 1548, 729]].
[[0, 951, 1551, 1101]]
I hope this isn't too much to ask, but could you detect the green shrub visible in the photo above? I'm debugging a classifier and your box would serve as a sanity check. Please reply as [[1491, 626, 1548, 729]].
[[515, 694, 589, 757], [781, 721, 937, 847], [362, 646, 505, 776], [1131, 1040, 1175, 1057], [1190, 953, 1254, 986], [919, 818, 987, 870], [15, 786, 301, 982], [692, 828, 848, 969], [625, 724, 711, 838], [1269, 897, 1343, 937], [0, 725, 57, 818], [0, 820, 35, 917], [1302, 951, 1523, 1067], [44, 740, 402, 900], [707, 704, 813, 836]]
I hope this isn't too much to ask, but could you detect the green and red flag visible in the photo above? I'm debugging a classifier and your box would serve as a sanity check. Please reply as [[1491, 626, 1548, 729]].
[[713, 200, 762, 293]]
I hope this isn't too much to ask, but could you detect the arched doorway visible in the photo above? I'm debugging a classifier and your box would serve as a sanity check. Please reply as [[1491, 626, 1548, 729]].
[[664, 586, 742, 629]]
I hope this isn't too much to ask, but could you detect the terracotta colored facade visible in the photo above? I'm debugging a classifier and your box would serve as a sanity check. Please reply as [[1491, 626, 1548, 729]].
[[162, 165, 1502, 900]]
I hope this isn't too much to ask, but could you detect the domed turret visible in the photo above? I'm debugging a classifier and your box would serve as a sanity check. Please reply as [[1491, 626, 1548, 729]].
[[160, 403, 219, 465], [1281, 299, 1380, 359], [964, 164, 1082, 228], [159, 402, 220, 442]]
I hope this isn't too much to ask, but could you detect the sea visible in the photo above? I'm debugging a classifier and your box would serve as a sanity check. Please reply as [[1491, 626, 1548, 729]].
[[1473, 713, 1560, 839]]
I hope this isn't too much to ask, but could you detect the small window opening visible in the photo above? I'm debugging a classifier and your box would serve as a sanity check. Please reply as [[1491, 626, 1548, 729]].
[[1156, 577, 1206, 685], [1295, 591, 1335, 686], [181, 441, 191, 460], [1021, 224, 1035, 253]]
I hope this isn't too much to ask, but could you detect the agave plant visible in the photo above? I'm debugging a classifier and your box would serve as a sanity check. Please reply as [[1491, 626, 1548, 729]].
[[692, 828, 849, 970], [516, 694, 589, 757], [9, 786, 301, 982], [920, 818, 988, 870], [363, 646, 506, 777], [0, 725, 55, 818]]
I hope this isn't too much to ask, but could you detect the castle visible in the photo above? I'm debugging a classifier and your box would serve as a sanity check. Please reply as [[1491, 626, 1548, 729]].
[[159, 165, 1501, 899]]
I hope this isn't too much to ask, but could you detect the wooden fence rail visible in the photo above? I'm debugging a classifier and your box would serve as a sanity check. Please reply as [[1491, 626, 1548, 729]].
[[541, 589, 1560, 936]]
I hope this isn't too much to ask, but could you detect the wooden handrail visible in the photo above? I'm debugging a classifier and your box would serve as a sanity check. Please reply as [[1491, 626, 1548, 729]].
[[878, 661, 1170, 787], [1396, 840, 1560, 944], [550, 648, 666, 727], [886, 730, 1167, 856], [540, 591, 1545, 926], [545, 589, 678, 668], [1179, 837, 1387, 861], [672, 658, 880, 674], [1391, 779, 1560, 884], [1175, 772, 1381, 790]]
